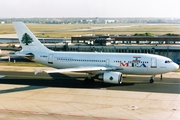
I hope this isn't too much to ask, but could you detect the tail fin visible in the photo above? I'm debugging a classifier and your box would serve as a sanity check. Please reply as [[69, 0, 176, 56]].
[[13, 22, 51, 52]]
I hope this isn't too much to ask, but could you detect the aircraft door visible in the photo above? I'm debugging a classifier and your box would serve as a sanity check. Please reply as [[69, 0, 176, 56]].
[[106, 59, 110, 66], [151, 58, 157, 68], [48, 54, 53, 64]]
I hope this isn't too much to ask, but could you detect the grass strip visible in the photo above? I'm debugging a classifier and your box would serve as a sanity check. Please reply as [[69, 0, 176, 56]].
[[0, 61, 46, 67]]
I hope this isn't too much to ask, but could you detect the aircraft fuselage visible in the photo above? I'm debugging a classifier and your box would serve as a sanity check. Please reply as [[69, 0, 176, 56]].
[[31, 51, 178, 75]]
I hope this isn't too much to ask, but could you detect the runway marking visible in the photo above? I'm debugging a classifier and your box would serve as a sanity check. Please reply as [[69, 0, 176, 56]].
[[155, 81, 180, 85], [68, 114, 84, 117], [0, 108, 128, 120], [124, 81, 180, 85], [49, 113, 61, 116], [93, 116, 107, 119]]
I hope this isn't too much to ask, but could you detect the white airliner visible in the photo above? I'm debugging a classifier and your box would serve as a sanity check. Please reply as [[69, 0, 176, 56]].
[[13, 22, 179, 84]]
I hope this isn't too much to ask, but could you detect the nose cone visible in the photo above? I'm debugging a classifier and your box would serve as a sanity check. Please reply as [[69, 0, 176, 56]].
[[174, 63, 179, 70]]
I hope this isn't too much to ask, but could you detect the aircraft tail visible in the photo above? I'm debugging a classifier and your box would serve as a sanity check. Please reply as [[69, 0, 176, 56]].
[[13, 22, 51, 52]]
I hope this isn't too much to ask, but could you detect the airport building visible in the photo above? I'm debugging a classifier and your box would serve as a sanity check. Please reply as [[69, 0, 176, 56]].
[[0, 36, 180, 63], [64, 35, 180, 63], [49, 45, 179, 64], [71, 35, 180, 45]]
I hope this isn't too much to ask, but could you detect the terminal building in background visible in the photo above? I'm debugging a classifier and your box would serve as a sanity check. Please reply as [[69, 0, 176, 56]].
[[0, 35, 180, 64]]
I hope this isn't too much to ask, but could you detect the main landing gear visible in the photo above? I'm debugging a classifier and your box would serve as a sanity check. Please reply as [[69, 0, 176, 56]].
[[150, 75, 155, 83], [149, 74, 163, 83], [84, 73, 95, 84]]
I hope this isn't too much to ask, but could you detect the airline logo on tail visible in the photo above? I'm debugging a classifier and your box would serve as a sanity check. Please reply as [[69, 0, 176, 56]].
[[21, 33, 33, 45]]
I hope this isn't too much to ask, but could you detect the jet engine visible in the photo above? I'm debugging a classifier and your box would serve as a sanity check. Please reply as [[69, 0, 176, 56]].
[[25, 53, 35, 60], [98, 72, 123, 84]]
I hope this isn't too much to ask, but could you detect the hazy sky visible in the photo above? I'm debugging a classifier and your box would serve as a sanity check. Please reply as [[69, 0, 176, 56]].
[[0, 0, 180, 18]]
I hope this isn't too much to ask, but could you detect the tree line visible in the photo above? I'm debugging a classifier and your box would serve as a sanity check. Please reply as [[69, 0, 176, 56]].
[[133, 32, 180, 36]]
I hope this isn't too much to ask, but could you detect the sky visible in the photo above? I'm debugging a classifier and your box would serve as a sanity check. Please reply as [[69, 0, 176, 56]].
[[0, 0, 180, 18]]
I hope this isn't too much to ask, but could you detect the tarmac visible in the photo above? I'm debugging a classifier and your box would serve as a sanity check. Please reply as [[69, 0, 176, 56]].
[[0, 66, 179, 120]]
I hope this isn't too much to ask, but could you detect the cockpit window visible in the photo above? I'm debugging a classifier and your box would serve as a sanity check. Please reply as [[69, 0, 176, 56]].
[[165, 60, 172, 63]]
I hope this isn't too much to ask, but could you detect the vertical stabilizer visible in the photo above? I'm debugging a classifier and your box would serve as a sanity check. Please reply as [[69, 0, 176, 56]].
[[13, 22, 51, 52]]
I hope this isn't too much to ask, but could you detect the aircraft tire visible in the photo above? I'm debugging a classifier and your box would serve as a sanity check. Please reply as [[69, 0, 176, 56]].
[[84, 78, 94, 84], [150, 79, 154, 83]]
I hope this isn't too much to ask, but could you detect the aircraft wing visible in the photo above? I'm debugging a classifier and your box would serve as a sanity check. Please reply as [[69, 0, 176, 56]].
[[34, 66, 123, 75]]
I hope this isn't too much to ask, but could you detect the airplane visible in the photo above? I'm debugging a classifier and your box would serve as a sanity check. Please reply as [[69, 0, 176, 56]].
[[13, 22, 179, 84]]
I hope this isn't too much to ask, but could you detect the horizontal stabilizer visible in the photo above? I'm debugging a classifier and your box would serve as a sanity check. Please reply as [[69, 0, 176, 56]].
[[0, 54, 33, 57], [0, 76, 5, 78]]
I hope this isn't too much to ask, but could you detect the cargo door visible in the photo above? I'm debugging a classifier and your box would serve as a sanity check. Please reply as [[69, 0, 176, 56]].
[[48, 54, 53, 64]]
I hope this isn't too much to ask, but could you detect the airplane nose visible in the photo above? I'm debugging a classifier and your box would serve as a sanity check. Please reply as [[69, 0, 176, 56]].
[[174, 63, 179, 70]]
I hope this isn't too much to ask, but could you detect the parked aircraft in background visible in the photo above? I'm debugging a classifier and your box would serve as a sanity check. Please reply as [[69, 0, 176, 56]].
[[13, 22, 179, 84]]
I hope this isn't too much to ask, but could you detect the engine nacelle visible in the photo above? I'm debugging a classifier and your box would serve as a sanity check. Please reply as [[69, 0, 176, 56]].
[[98, 72, 123, 84]]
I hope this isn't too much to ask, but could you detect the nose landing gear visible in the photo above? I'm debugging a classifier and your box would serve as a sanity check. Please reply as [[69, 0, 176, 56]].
[[150, 75, 155, 83]]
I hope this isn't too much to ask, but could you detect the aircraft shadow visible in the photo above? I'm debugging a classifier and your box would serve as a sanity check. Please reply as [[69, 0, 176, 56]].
[[0, 72, 134, 89], [0, 85, 47, 94], [0, 71, 179, 94]]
